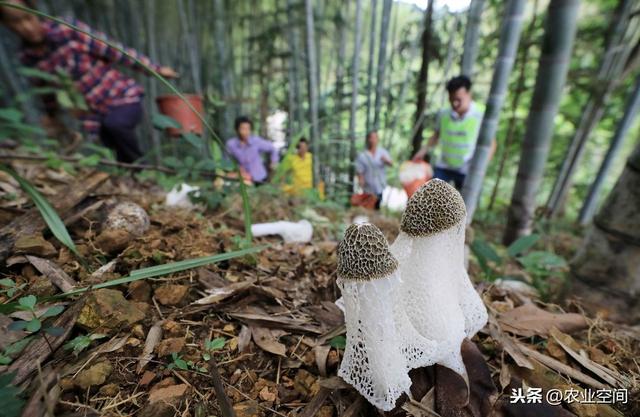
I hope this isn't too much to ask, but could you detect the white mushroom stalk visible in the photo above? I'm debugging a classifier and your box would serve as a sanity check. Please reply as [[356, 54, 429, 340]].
[[390, 179, 488, 379], [337, 223, 436, 411]]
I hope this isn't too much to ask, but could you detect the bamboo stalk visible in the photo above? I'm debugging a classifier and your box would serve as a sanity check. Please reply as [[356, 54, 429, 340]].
[[462, 0, 527, 222], [503, 0, 581, 244]]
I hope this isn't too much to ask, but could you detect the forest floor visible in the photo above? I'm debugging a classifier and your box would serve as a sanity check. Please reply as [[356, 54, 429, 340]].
[[0, 162, 638, 417]]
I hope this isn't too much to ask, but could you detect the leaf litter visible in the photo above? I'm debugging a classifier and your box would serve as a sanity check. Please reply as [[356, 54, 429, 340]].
[[0, 162, 638, 417]]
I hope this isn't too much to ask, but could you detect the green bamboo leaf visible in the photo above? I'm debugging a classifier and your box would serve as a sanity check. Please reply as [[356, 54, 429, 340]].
[[61, 245, 267, 297], [329, 336, 346, 349], [0, 108, 23, 123], [182, 132, 202, 149], [17, 66, 59, 82], [55, 90, 74, 109], [0, 166, 80, 258], [471, 239, 502, 264], [507, 234, 540, 257], [152, 113, 181, 130]]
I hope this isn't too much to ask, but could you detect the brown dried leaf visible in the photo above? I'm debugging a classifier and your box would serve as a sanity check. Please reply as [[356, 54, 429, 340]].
[[314, 344, 331, 377], [137, 321, 163, 374], [549, 327, 627, 388], [193, 279, 255, 305], [26, 255, 77, 293], [251, 326, 286, 356], [237, 325, 252, 353], [498, 303, 588, 337]]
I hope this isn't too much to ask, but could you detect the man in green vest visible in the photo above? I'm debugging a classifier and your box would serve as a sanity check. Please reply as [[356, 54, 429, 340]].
[[413, 75, 496, 190]]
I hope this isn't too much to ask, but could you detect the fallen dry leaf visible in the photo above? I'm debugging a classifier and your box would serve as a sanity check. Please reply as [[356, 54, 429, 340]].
[[251, 326, 286, 356], [498, 303, 588, 337]]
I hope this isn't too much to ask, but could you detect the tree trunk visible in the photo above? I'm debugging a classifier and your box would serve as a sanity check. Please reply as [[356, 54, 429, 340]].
[[349, 0, 364, 193], [436, 13, 461, 111], [503, 0, 581, 245], [385, 33, 421, 150], [411, 0, 434, 157], [144, 0, 162, 164], [461, 0, 527, 222], [177, 0, 202, 93], [286, 0, 305, 135], [305, 0, 321, 186], [571, 140, 640, 322], [372, 0, 393, 131], [334, 6, 348, 136], [461, 0, 486, 78], [487, 0, 541, 210], [365, 0, 379, 132], [578, 74, 640, 224], [213, 0, 236, 142], [546, 0, 638, 217]]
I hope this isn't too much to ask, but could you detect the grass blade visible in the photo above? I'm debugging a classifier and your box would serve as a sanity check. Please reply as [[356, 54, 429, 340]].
[[0, 165, 80, 258], [60, 244, 267, 297]]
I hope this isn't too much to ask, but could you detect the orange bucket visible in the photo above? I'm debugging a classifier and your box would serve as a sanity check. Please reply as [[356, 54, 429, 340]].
[[156, 94, 204, 136], [399, 161, 432, 198], [403, 179, 427, 198], [350, 193, 378, 210]]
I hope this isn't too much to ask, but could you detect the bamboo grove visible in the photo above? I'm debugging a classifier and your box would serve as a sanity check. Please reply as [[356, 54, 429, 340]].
[[0, 0, 639, 236]]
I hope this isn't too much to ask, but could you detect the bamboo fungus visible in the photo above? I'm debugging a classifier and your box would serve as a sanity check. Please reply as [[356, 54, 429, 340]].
[[337, 223, 436, 411], [391, 180, 488, 378]]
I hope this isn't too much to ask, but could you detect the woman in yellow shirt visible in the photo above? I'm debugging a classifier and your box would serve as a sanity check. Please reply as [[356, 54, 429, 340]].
[[282, 138, 313, 195]]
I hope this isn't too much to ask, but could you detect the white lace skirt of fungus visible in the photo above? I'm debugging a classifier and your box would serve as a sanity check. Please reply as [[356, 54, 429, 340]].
[[337, 274, 412, 411], [390, 223, 487, 378]]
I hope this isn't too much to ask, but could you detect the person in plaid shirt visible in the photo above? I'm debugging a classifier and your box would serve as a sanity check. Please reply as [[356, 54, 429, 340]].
[[1, 0, 178, 162]]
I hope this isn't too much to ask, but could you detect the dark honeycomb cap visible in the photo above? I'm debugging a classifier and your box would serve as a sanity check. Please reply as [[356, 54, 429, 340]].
[[400, 179, 466, 237], [337, 223, 398, 281]]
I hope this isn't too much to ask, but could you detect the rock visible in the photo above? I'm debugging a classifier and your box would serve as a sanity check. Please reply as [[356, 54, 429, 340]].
[[129, 280, 151, 302], [59, 377, 75, 391], [74, 361, 113, 389], [258, 385, 277, 402], [156, 337, 185, 357], [317, 406, 333, 417], [77, 289, 146, 333], [95, 229, 134, 254], [99, 383, 120, 397], [139, 371, 156, 386], [148, 383, 188, 404], [13, 235, 56, 257], [27, 275, 56, 297], [233, 400, 264, 417], [104, 201, 150, 236], [161, 320, 183, 337], [293, 369, 320, 398], [132, 324, 145, 338], [154, 284, 189, 306], [139, 384, 188, 417], [126, 337, 141, 347], [149, 377, 176, 394]]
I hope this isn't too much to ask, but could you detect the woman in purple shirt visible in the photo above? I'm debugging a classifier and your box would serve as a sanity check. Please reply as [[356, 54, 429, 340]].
[[225, 116, 279, 184]]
